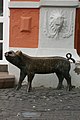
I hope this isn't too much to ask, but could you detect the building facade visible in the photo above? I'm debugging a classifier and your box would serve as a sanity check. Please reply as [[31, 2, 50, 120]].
[[0, 0, 80, 88]]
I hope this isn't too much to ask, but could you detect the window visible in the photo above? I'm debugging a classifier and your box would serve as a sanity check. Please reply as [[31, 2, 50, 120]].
[[0, 0, 3, 60], [0, 0, 3, 16], [0, 23, 3, 40], [0, 43, 3, 60], [0, 0, 9, 62]]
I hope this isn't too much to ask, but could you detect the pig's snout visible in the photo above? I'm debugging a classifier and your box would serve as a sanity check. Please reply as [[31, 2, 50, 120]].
[[5, 52, 9, 57]]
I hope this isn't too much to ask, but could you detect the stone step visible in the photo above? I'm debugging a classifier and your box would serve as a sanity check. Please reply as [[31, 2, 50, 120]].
[[0, 65, 8, 72], [0, 72, 15, 88], [0, 72, 8, 76]]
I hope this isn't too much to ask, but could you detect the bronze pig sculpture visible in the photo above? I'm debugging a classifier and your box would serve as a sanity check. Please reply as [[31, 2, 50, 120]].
[[5, 50, 75, 92]]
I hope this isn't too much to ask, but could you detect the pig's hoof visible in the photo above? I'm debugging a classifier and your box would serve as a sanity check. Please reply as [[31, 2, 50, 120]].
[[27, 87, 32, 93], [16, 85, 21, 90], [67, 85, 75, 91], [57, 85, 63, 90]]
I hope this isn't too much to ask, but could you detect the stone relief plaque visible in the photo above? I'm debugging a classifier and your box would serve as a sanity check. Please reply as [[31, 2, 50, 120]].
[[39, 7, 75, 48], [44, 8, 74, 39]]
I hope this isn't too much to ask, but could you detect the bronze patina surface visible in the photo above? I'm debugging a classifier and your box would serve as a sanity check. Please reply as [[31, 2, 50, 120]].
[[5, 51, 75, 92]]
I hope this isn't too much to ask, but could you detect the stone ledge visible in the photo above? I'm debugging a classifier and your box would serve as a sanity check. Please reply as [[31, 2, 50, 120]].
[[8, 1, 79, 8], [40, 1, 79, 7], [0, 65, 8, 72], [8, 1, 39, 8]]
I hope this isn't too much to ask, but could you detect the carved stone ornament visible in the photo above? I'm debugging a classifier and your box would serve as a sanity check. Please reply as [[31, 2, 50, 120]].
[[44, 9, 74, 39]]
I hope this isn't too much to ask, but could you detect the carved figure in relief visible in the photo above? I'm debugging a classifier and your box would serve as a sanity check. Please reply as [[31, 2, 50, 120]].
[[44, 9, 73, 39]]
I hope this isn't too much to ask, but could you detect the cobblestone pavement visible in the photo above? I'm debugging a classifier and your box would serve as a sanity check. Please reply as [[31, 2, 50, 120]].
[[0, 86, 80, 120]]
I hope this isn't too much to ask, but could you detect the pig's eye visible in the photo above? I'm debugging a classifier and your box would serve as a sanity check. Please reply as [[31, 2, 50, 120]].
[[8, 51, 15, 57], [9, 52, 12, 54], [8, 51, 14, 54]]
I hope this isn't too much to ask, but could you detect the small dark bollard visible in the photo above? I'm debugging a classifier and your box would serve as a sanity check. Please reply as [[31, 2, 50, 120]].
[[5, 51, 75, 92]]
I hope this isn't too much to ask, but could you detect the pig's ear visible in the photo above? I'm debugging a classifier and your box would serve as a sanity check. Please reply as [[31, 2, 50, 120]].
[[16, 51, 22, 56]]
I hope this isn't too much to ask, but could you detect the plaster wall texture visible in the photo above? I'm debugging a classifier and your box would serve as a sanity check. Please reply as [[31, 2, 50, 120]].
[[9, 9, 39, 48]]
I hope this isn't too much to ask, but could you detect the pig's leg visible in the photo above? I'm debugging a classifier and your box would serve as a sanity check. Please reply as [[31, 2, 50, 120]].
[[27, 74, 35, 92], [64, 73, 75, 91], [56, 72, 64, 90], [16, 71, 26, 90]]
